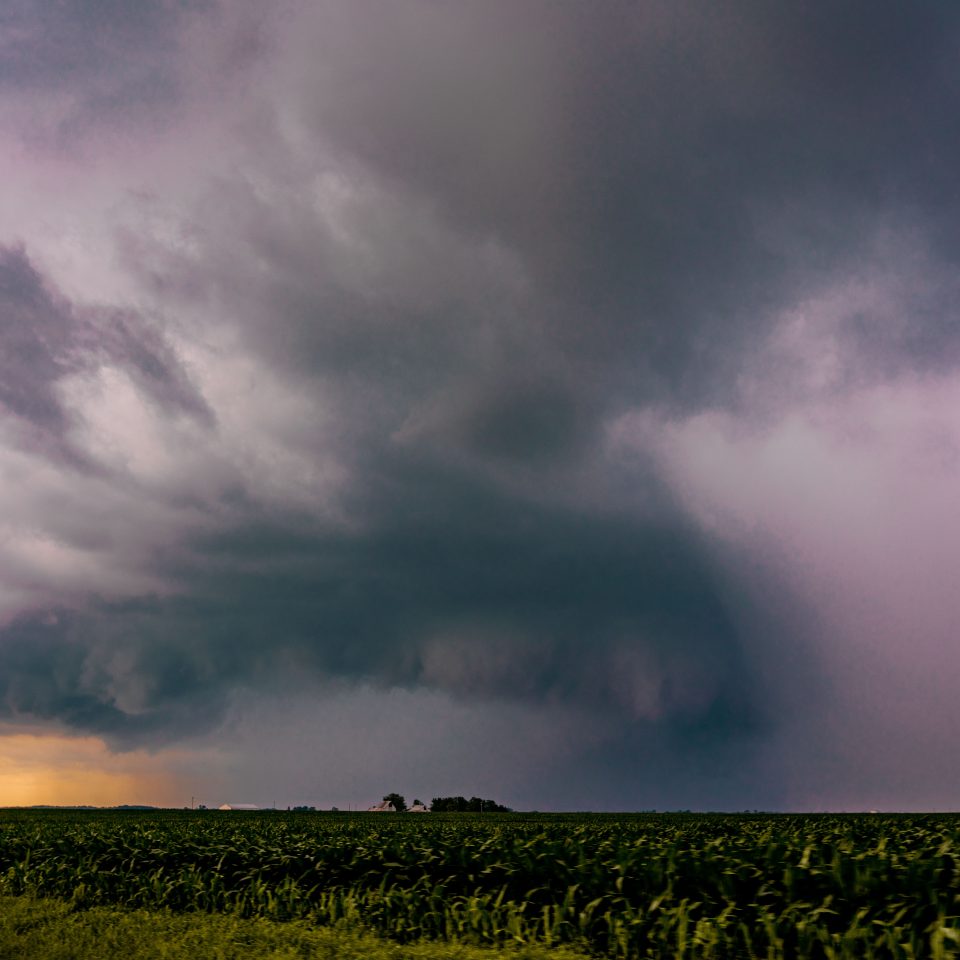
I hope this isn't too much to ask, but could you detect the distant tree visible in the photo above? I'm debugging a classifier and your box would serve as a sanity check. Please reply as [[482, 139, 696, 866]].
[[430, 796, 509, 812], [383, 792, 407, 812], [412, 799, 424, 807]]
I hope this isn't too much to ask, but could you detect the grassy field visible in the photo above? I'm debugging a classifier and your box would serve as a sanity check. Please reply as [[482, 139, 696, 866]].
[[0, 894, 591, 960], [1, 810, 959, 958]]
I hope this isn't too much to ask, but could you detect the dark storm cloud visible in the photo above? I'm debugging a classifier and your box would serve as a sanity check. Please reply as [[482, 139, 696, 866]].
[[0, 441, 764, 755], [27, 1, 952, 730], [297, 0, 960, 406], [0, 612, 142, 734], [99, 312, 214, 425], [0, 0, 191, 87], [0, 245, 78, 442], [0, 244, 210, 462], [453, 378, 589, 465], [6, 1, 960, 808], [0, 0, 196, 139], [0, 0, 268, 149], [0, 608, 229, 744]]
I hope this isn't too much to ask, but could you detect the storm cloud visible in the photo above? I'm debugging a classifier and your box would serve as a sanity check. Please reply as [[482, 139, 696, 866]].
[[1, 1, 960, 810]]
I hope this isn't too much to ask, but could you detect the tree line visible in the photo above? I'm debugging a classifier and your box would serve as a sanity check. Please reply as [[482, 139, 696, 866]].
[[380, 794, 510, 812], [429, 796, 511, 812]]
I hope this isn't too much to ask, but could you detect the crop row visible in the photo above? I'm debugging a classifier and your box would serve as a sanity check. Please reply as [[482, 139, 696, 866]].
[[1, 811, 959, 958]]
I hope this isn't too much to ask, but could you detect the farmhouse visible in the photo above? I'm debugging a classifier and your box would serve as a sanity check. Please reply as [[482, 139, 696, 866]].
[[366, 799, 396, 812], [218, 803, 261, 811]]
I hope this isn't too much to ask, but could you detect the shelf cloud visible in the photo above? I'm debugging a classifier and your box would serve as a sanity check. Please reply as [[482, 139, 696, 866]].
[[2, 1, 960, 810]]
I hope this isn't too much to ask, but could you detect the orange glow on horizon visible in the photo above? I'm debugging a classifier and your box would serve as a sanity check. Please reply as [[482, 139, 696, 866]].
[[0, 733, 209, 808]]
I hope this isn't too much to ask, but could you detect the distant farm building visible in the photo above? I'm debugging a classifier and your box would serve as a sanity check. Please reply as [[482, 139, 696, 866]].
[[408, 801, 429, 813], [218, 803, 261, 811], [367, 799, 396, 812]]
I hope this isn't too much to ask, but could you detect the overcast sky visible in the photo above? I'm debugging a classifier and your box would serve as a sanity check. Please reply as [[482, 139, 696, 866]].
[[1, 0, 960, 811]]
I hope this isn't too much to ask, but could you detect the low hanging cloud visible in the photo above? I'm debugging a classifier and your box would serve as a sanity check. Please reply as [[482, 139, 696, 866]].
[[1, 0, 960, 808]]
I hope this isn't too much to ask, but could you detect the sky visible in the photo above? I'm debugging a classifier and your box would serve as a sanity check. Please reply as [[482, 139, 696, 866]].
[[1, 0, 960, 812]]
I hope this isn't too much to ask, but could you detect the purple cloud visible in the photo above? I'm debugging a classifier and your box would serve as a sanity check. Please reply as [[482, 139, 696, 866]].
[[1, 1, 960, 810]]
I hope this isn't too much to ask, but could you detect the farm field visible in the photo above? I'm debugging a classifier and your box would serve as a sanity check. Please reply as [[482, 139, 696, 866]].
[[1, 810, 959, 959], [0, 894, 590, 960]]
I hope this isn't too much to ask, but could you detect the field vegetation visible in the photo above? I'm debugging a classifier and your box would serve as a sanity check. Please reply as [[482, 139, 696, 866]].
[[1, 810, 959, 958], [0, 894, 589, 960]]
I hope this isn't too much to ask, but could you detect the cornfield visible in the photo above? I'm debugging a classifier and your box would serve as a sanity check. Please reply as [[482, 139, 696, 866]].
[[1, 810, 959, 958]]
